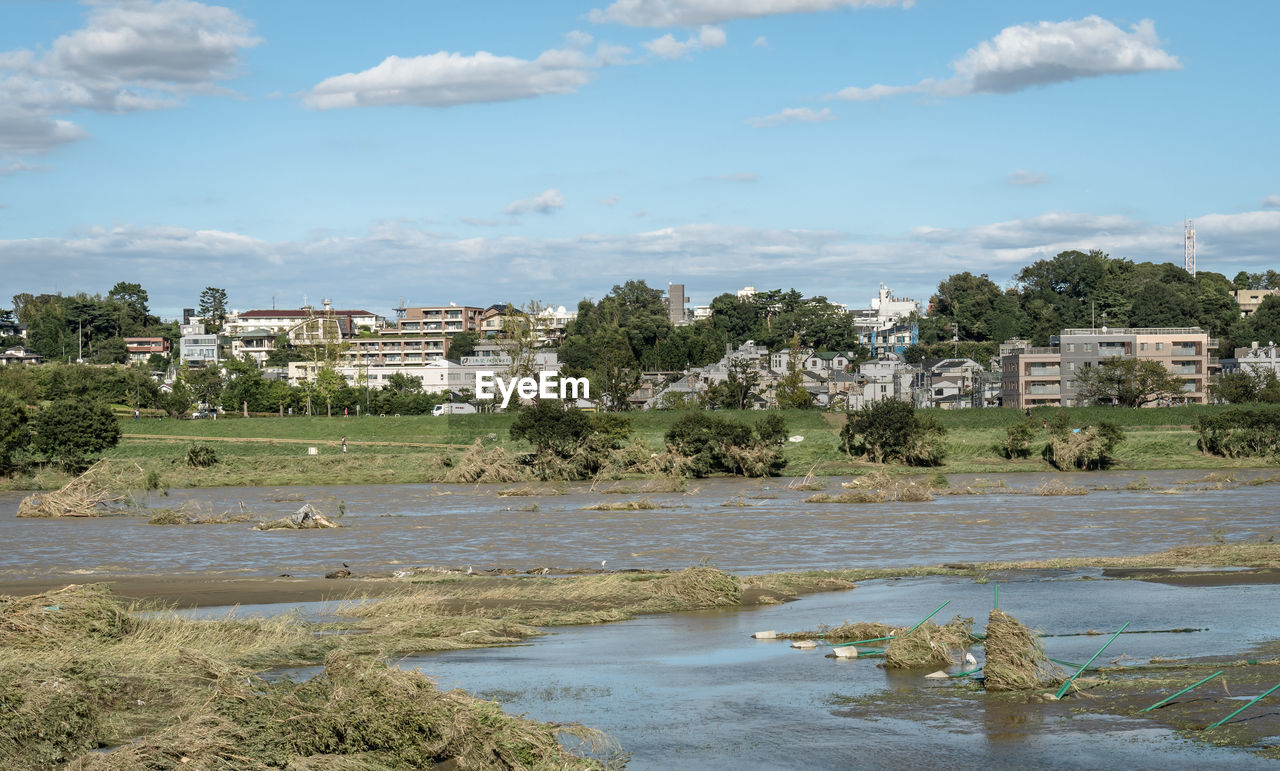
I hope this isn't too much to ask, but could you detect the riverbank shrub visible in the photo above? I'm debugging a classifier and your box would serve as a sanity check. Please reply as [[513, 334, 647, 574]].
[[754, 413, 788, 446], [30, 400, 121, 472], [185, 444, 218, 468], [1042, 422, 1125, 470], [1196, 409, 1280, 458], [998, 419, 1036, 459], [840, 399, 947, 466], [0, 392, 30, 473], [664, 412, 786, 477]]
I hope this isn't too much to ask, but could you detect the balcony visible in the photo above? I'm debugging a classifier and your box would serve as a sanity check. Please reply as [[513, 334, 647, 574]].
[[1171, 364, 1200, 375], [1026, 366, 1060, 376], [1028, 385, 1061, 395], [1171, 345, 1200, 357]]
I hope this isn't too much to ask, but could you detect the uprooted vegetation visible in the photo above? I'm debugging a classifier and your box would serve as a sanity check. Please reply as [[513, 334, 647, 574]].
[[16, 462, 132, 518], [146, 501, 252, 525], [882, 615, 977, 669], [840, 399, 947, 467], [1042, 417, 1126, 471], [982, 609, 1065, 691], [775, 621, 896, 642], [804, 471, 936, 503]]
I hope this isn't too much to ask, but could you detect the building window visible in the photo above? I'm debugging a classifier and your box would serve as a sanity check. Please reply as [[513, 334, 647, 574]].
[[1084, 343, 1093, 352], [1155, 342, 1163, 351], [1139, 342, 1147, 352], [1067, 343, 1075, 352]]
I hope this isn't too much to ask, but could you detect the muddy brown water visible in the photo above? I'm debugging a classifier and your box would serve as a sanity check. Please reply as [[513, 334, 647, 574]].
[[9, 469, 1280, 768], [1, 469, 1277, 579]]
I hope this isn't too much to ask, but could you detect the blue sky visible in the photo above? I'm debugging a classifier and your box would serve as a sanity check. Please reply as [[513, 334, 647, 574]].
[[2, 0, 1278, 318]]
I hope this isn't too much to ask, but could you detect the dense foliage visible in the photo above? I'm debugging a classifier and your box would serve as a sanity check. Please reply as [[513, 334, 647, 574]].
[[1214, 370, 1280, 404], [0, 392, 30, 471], [30, 400, 121, 471], [10, 283, 177, 363], [840, 399, 947, 466], [1196, 409, 1280, 458], [664, 412, 786, 477], [1072, 359, 1185, 408], [1041, 416, 1125, 470]]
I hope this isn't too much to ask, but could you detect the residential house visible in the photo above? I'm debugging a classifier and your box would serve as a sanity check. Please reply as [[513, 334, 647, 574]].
[[224, 303, 382, 365], [1231, 289, 1280, 317], [0, 346, 42, 366], [123, 337, 171, 365], [917, 358, 991, 409], [1221, 342, 1280, 378]]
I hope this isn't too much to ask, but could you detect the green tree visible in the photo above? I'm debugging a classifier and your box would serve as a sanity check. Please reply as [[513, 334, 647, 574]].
[[31, 400, 121, 471], [1072, 359, 1184, 407], [0, 392, 30, 472], [107, 281, 150, 335], [509, 400, 594, 456], [159, 377, 195, 418], [710, 358, 759, 410], [840, 399, 947, 466], [447, 331, 479, 360], [198, 287, 228, 333], [774, 337, 812, 409], [187, 366, 225, 410]]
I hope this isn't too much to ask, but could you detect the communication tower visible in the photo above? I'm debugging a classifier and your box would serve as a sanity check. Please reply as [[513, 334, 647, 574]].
[[1184, 219, 1196, 277]]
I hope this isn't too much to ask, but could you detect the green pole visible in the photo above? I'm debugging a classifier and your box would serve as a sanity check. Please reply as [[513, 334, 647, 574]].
[[949, 666, 983, 678], [907, 600, 952, 634], [1140, 670, 1224, 713], [1048, 657, 1084, 670], [1055, 622, 1130, 699], [1206, 681, 1280, 729]]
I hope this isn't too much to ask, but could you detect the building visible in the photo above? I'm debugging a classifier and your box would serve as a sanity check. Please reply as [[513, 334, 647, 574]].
[[917, 358, 992, 409], [1231, 289, 1280, 317], [1001, 326, 1216, 407], [1000, 346, 1063, 409], [665, 284, 689, 326], [225, 304, 383, 365], [850, 285, 921, 357], [0, 346, 42, 366], [122, 337, 171, 365], [179, 327, 221, 367], [1221, 342, 1280, 378]]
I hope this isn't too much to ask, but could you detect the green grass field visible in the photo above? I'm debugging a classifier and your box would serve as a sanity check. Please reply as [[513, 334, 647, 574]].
[[4, 406, 1275, 491]]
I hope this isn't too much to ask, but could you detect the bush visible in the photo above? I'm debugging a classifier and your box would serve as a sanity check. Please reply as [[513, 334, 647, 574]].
[[185, 444, 219, 468], [590, 413, 633, 449], [1196, 409, 1280, 458], [840, 399, 947, 466], [509, 401, 593, 457], [664, 412, 786, 477], [754, 413, 788, 446], [1042, 422, 1125, 470], [0, 391, 30, 473], [30, 400, 121, 472], [999, 419, 1035, 459]]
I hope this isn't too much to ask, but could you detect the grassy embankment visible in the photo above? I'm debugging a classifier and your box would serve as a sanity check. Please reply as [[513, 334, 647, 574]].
[[4, 404, 1278, 491]]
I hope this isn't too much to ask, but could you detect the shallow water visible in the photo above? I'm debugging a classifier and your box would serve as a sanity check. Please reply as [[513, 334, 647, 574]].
[[1, 469, 1277, 579], [384, 575, 1280, 769]]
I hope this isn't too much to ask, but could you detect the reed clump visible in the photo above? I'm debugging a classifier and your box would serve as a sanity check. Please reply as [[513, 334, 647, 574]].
[[1031, 480, 1090, 496], [982, 609, 1065, 691], [16, 463, 129, 518], [776, 621, 895, 642], [804, 472, 935, 503], [146, 502, 252, 525], [582, 498, 661, 511], [443, 440, 529, 484], [882, 615, 975, 669]]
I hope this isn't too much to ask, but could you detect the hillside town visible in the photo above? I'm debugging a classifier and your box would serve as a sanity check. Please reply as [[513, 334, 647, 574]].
[[5, 259, 1280, 415]]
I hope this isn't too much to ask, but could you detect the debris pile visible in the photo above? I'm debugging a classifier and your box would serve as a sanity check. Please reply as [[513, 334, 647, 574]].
[[883, 615, 975, 669], [982, 609, 1065, 691], [254, 504, 341, 530]]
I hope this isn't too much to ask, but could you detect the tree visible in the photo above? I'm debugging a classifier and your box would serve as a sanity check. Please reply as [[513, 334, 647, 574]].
[[448, 331, 479, 360], [774, 338, 812, 409], [664, 412, 785, 477], [1214, 370, 1280, 404], [509, 400, 593, 456], [31, 400, 121, 471], [313, 366, 346, 417], [1072, 359, 1184, 407], [710, 358, 760, 410], [198, 287, 228, 333], [186, 366, 225, 409], [107, 281, 150, 335], [840, 399, 947, 466], [159, 377, 195, 418], [0, 392, 30, 472]]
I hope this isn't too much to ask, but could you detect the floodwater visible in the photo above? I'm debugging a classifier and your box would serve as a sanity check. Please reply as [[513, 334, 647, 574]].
[[1, 469, 1278, 579], [8, 469, 1280, 767], [256, 575, 1280, 769]]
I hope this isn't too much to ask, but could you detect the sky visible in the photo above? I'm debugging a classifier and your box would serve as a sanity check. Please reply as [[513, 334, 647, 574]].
[[1, 0, 1278, 319]]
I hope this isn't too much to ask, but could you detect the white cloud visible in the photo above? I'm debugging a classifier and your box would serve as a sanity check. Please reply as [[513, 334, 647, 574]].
[[0, 159, 50, 175], [504, 189, 565, 215], [601, 194, 620, 206], [0, 0, 260, 154], [709, 172, 758, 182], [643, 26, 726, 59], [305, 46, 608, 109], [746, 106, 833, 127], [1007, 169, 1048, 187], [831, 16, 1179, 102], [753, 36, 769, 48], [1262, 195, 1280, 208], [460, 216, 501, 227], [5, 208, 1279, 317], [589, 0, 912, 27]]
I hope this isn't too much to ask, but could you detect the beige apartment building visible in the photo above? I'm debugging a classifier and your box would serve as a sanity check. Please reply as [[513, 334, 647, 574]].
[[1001, 327, 1216, 408], [1232, 289, 1280, 317]]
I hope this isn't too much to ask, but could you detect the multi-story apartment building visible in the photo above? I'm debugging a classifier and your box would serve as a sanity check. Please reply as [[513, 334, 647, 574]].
[[225, 304, 382, 364], [1001, 327, 1216, 407]]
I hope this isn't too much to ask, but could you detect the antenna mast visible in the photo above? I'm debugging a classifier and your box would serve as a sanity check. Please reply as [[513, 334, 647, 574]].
[[1184, 219, 1196, 277]]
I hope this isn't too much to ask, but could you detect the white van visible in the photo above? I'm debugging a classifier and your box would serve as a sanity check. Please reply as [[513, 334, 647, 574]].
[[431, 403, 478, 416]]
